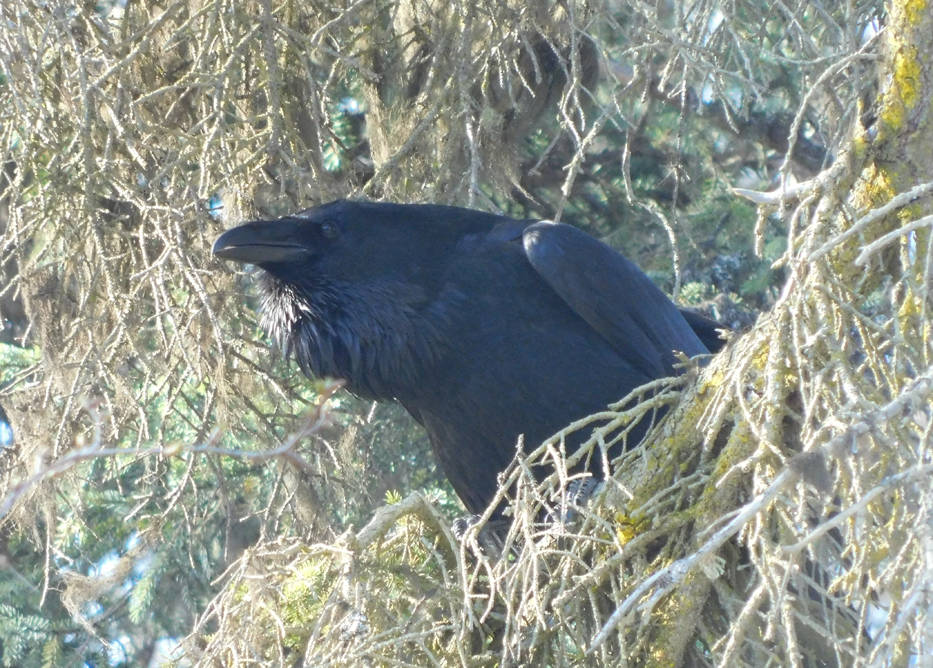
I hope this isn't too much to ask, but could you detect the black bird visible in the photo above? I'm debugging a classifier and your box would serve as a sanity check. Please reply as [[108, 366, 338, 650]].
[[213, 200, 723, 513]]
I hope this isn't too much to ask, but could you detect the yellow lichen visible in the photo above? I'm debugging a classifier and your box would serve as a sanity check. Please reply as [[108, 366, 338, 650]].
[[614, 512, 649, 544], [897, 286, 930, 347], [698, 367, 726, 392], [898, 288, 923, 320], [880, 47, 921, 132], [852, 164, 896, 212], [879, 0, 927, 135], [903, 0, 928, 26]]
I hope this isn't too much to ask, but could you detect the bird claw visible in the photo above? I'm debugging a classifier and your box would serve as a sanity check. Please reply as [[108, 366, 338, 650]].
[[546, 477, 602, 526], [451, 514, 482, 541], [451, 514, 508, 557]]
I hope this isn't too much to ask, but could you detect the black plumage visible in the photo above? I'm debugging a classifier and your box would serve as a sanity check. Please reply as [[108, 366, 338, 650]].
[[213, 200, 724, 513]]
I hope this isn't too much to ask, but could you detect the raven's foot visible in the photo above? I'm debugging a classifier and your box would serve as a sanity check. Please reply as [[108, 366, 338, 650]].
[[547, 477, 602, 525], [451, 514, 508, 557]]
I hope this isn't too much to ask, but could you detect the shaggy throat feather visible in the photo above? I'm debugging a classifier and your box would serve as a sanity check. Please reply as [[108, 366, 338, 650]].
[[258, 274, 444, 399]]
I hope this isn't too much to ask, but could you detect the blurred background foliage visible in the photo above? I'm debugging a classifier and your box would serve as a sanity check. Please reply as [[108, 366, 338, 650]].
[[0, 0, 904, 665]]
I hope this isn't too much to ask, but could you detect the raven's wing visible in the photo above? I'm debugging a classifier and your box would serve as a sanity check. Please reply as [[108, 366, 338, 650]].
[[678, 308, 727, 353], [522, 221, 709, 378]]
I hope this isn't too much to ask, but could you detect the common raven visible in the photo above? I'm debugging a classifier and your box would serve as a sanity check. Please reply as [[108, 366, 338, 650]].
[[213, 200, 723, 513]]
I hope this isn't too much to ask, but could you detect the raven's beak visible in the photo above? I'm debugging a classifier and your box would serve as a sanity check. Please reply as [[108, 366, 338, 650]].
[[212, 220, 309, 264]]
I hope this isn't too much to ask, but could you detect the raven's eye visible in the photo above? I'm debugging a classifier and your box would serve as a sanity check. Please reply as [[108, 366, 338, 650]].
[[320, 221, 339, 239]]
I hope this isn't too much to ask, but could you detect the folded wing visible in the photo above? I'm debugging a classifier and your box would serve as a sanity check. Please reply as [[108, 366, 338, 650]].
[[522, 221, 709, 378]]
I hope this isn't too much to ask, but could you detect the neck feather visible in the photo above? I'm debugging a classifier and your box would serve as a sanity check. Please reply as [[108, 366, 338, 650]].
[[258, 273, 450, 399]]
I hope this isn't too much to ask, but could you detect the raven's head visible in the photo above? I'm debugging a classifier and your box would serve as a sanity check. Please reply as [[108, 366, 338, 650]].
[[213, 199, 496, 398]]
